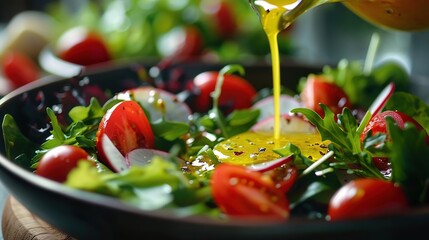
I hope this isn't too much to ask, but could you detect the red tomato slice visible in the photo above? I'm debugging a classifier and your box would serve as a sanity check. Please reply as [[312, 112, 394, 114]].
[[96, 101, 154, 170], [360, 110, 426, 142], [36, 145, 91, 183], [192, 71, 257, 113], [57, 26, 111, 66], [2, 51, 40, 89], [211, 163, 290, 220], [300, 75, 351, 117], [328, 178, 409, 221]]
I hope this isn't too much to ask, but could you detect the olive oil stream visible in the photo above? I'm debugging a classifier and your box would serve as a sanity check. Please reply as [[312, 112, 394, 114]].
[[250, 0, 338, 140]]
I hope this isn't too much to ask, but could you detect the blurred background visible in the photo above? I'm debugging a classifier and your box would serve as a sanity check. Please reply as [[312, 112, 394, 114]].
[[0, 0, 429, 94]]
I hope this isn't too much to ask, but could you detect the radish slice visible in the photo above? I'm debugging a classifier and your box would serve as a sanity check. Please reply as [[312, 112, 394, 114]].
[[252, 113, 317, 134], [126, 148, 179, 167], [247, 155, 294, 172], [99, 139, 180, 172], [116, 86, 192, 123], [99, 134, 129, 172], [252, 95, 303, 121], [368, 82, 395, 117]]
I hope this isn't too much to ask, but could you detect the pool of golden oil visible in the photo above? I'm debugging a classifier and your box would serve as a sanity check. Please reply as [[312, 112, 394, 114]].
[[213, 131, 328, 165]]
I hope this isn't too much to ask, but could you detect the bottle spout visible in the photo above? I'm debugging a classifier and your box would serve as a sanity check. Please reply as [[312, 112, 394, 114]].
[[248, 0, 336, 32]]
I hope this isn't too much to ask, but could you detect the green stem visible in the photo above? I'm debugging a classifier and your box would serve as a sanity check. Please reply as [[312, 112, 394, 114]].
[[363, 32, 380, 75], [211, 64, 245, 138]]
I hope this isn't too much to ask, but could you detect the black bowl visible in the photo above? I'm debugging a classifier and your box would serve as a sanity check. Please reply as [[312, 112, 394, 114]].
[[0, 61, 428, 240]]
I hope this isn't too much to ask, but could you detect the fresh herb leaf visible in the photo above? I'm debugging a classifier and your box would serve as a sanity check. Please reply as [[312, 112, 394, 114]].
[[151, 119, 189, 141], [69, 97, 106, 122], [292, 105, 385, 179], [387, 118, 429, 205], [66, 157, 210, 211], [2, 114, 39, 170]]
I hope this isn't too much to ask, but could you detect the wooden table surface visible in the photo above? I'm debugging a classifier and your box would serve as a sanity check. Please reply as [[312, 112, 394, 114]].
[[1, 195, 75, 240]]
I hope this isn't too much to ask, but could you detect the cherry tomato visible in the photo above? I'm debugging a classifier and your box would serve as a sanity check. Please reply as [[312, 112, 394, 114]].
[[2, 51, 40, 89], [211, 163, 290, 220], [265, 162, 298, 193], [192, 71, 257, 113], [57, 26, 111, 66], [202, 1, 237, 39], [360, 110, 426, 142], [328, 178, 409, 221], [300, 75, 351, 118], [36, 145, 91, 183], [171, 26, 204, 59], [96, 101, 154, 170]]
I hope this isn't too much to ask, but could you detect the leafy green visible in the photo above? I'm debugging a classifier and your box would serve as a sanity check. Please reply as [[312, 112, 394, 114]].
[[2, 114, 39, 170], [292, 105, 385, 179], [387, 118, 429, 205], [66, 157, 213, 214], [31, 98, 108, 166], [68, 97, 107, 122], [151, 120, 189, 142]]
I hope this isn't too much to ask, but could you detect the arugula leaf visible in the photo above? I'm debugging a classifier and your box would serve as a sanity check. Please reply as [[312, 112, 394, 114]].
[[151, 119, 189, 141], [289, 175, 340, 210], [292, 105, 385, 179], [69, 97, 106, 122], [292, 105, 360, 153], [32, 99, 107, 164], [274, 143, 314, 170], [2, 114, 39, 170], [224, 109, 260, 137], [387, 118, 429, 205]]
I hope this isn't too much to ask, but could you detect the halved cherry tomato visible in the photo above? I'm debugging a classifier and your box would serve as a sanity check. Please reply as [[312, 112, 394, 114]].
[[57, 26, 111, 66], [265, 162, 298, 193], [361, 111, 429, 177], [360, 110, 427, 142], [300, 75, 351, 118], [36, 145, 91, 183], [2, 51, 40, 89], [192, 71, 257, 113], [211, 163, 290, 220], [96, 101, 154, 170], [328, 178, 409, 221]]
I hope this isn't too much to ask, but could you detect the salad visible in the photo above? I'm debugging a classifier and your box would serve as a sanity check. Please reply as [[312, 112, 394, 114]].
[[2, 58, 429, 223]]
